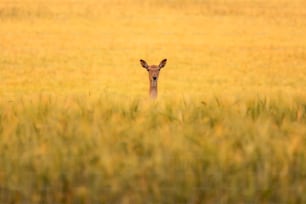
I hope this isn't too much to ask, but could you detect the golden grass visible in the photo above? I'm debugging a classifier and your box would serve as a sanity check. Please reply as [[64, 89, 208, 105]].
[[1, 0, 306, 99], [1, 0, 306, 203]]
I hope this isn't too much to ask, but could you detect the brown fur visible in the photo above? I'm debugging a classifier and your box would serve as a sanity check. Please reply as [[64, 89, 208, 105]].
[[140, 59, 167, 99]]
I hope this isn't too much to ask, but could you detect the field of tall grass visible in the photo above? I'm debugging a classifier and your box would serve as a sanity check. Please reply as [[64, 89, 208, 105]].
[[1, 0, 306, 203]]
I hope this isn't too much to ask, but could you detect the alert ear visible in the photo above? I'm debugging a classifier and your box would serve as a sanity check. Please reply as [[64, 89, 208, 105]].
[[140, 59, 149, 69], [159, 59, 167, 69]]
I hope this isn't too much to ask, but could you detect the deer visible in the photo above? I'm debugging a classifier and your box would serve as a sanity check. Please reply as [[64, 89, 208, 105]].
[[140, 59, 167, 99]]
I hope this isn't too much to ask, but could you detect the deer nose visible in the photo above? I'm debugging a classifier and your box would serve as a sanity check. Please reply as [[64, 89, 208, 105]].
[[153, 76, 157, 80]]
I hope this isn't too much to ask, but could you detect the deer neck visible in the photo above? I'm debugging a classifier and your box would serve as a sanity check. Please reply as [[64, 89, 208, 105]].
[[149, 80, 158, 99]]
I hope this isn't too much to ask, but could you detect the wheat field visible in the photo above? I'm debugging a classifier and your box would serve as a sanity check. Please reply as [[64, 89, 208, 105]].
[[1, 0, 306, 203]]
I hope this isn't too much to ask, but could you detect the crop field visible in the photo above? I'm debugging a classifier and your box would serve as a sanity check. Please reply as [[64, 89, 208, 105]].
[[1, 0, 306, 203]]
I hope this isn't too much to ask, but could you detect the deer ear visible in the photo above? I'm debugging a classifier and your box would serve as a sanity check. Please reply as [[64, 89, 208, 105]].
[[140, 59, 149, 69], [159, 59, 167, 69]]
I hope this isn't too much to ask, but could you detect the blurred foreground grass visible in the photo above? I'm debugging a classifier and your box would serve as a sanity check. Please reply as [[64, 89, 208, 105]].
[[0, 96, 306, 203]]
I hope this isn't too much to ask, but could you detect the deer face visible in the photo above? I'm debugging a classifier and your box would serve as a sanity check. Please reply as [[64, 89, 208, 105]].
[[140, 59, 167, 87]]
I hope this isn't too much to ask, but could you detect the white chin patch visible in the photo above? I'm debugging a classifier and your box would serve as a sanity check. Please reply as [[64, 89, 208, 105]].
[[152, 80, 157, 87]]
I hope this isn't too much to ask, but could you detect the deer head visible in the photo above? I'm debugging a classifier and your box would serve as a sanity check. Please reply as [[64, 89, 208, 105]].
[[140, 59, 167, 98]]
